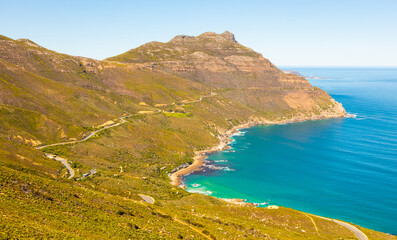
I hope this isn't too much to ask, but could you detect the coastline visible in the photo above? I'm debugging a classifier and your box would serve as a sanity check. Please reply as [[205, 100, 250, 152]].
[[170, 112, 351, 188]]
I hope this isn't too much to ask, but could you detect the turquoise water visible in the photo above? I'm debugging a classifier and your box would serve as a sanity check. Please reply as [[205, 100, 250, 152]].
[[184, 68, 397, 235]]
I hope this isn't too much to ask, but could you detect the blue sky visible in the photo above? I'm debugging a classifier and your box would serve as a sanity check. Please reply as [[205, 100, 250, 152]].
[[1, 0, 396, 66]]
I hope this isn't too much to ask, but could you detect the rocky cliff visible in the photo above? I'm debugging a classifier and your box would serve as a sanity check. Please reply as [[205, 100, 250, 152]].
[[107, 31, 346, 117], [107, 31, 311, 88]]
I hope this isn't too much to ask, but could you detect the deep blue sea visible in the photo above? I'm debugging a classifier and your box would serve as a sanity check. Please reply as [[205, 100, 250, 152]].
[[184, 68, 397, 235]]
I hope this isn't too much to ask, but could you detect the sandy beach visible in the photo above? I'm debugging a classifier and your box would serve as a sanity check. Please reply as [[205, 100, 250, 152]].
[[170, 154, 206, 186]]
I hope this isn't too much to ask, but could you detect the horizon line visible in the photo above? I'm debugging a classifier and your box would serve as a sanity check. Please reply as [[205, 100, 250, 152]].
[[279, 66, 397, 68]]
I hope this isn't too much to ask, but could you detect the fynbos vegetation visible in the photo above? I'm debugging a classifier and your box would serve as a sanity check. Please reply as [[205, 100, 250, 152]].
[[0, 32, 393, 239]]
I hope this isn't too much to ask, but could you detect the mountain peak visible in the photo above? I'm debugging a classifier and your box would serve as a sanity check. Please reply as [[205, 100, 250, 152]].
[[170, 31, 238, 43], [198, 31, 219, 37], [197, 31, 237, 43], [220, 31, 237, 43]]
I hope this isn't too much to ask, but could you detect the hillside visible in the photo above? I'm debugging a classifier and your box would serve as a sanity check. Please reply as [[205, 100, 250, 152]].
[[107, 31, 345, 116], [0, 32, 394, 239]]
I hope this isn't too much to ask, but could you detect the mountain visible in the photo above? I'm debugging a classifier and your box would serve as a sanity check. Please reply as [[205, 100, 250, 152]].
[[108, 31, 344, 116], [0, 32, 393, 239]]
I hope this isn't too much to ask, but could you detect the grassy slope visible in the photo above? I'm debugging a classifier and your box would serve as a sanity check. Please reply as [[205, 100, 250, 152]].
[[0, 35, 395, 239], [2, 112, 396, 239], [0, 37, 206, 144]]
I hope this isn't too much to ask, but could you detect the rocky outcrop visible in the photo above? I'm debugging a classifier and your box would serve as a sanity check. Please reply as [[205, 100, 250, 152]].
[[170, 35, 195, 42], [107, 31, 346, 117], [220, 31, 238, 43], [107, 31, 308, 89]]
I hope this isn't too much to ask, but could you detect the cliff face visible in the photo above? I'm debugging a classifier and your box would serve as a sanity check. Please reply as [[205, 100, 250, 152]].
[[107, 31, 310, 89], [107, 31, 346, 117]]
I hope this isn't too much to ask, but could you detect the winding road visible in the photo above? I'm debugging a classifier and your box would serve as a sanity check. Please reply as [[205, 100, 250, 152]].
[[44, 153, 75, 179], [311, 214, 368, 240], [36, 116, 129, 150], [330, 219, 368, 240], [37, 115, 134, 179], [36, 93, 216, 179], [33, 91, 369, 239], [138, 194, 155, 204], [36, 93, 215, 151]]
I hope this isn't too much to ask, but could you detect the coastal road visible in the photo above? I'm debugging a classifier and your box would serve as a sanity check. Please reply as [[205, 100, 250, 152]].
[[138, 194, 155, 204], [36, 92, 216, 150], [37, 115, 132, 179], [40, 91, 363, 240], [183, 92, 216, 104], [36, 117, 129, 150], [330, 219, 368, 240], [36, 93, 216, 179], [45, 153, 75, 179], [312, 215, 368, 240]]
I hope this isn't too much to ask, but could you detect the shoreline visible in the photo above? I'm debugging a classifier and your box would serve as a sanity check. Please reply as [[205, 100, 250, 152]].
[[169, 112, 375, 239], [170, 112, 352, 187]]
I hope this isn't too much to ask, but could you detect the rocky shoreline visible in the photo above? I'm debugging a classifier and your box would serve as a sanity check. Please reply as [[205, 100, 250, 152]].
[[169, 111, 352, 188]]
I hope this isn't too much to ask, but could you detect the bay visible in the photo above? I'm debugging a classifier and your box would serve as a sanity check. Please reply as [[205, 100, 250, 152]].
[[184, 67, 397, 235]]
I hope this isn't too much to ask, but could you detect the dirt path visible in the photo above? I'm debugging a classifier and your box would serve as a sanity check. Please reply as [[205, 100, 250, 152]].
[[154, 207, 213, 240], [304, 214, 319, 233], [172, 217, 213, 240], [122, 194, 213, 240]]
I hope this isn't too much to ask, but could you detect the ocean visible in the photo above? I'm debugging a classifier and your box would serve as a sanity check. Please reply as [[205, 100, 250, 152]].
[[184, 67, 397, 235]]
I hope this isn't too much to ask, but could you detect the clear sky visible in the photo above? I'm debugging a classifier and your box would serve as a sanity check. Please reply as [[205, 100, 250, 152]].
[[1, 0, 396, 67]]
